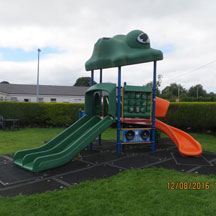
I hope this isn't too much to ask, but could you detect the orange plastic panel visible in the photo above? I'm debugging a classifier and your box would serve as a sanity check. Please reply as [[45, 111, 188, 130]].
[[155, 97, 170, 118], [155, 119, 202, 156]]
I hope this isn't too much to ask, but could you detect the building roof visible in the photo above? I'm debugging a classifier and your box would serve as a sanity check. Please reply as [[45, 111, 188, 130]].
[[0, 83, 89, 96]]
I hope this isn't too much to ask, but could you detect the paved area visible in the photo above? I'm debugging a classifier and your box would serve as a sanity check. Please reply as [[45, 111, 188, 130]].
[[0, 138, 216, 197]]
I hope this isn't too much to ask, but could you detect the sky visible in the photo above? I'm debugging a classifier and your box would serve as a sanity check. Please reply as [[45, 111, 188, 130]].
[[0, 0, 216, 93]]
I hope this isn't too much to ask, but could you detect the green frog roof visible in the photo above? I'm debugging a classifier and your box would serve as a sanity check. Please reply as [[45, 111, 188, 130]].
[[85, 30, 163, 71]]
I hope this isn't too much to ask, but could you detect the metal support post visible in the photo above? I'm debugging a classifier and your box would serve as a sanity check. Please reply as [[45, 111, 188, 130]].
[[98, 69, 102, 145], [89, 70, 94, 150], [36, 49, 41, 102], [116, 66, 121, 154], [151, 61, 157, 153]]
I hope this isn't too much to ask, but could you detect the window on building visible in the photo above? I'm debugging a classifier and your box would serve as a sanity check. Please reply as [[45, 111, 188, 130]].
[[50, 98, 56, 102], [11, 97, 18, 102], [63, 99, 70, 103], [0, 96, 3, 101], [24, 98, 30, 102], [39, 98, 44, 102]]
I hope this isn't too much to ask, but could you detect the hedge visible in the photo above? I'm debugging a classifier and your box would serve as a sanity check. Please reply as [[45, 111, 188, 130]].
[[0, 102, 84, 127], [163, 102, 216, 132], [0, 102, 216, 132]]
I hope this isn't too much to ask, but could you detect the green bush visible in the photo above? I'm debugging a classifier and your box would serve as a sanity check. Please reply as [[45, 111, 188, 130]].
[[163, 102, 216, 132], [0, 102, 84, 126], [181, 97, 216, 102], [1, 101, 216, 132]]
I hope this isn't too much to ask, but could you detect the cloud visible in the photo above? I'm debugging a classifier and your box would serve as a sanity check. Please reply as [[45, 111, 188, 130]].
[[0, 0, 215, 92]]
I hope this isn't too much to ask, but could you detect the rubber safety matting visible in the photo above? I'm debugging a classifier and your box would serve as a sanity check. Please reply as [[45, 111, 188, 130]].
[[57, 164, 121, 185], [0, 179, 65, 197], [0, 156, 11, 163], [81, 151, 126, 164], [152, 159, 197, 172], [1, 138, 216, 197], [172, 152, 212, 166], [110, 154, 160, 169]]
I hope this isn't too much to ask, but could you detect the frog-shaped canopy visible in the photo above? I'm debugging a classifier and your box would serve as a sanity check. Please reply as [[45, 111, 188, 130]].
[[85, 30, 163, 71]]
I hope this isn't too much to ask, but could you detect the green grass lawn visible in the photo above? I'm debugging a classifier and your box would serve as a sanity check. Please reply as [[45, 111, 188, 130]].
[[0, 127, 216, 215], [0, 128, 63, 155], [1, 169, 216, 216], [1, 127, 215, 154]]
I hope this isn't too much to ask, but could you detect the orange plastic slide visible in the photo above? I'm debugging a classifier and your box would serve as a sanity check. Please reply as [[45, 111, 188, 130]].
[[155, 97, 202, 156]]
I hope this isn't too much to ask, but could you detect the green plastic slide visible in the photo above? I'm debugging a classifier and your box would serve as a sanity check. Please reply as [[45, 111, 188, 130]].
[[14, 115, 113, 172]]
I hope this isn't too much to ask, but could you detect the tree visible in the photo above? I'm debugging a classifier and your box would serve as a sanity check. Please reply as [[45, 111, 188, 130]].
[[145, 74, 163, 95], [188, 84, 207, 98], [0, 81, 9, 84], [74, 77, 97, 87], [161, 83, 187, 101]]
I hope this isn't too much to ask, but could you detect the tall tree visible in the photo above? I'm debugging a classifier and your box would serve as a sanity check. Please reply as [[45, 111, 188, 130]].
[[0, 81, 9, 84], [188, 84, 207, 98], [145, 74, 163, 95], [161, 83, 187, 101], [74, 77, 97, 87]]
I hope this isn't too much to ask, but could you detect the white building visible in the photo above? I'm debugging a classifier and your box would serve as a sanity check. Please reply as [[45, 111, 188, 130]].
[[0, 83, 88, 103]]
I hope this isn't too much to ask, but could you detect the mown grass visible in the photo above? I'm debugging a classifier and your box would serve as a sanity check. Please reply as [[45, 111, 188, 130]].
[[1, 169, 216, 216], [0, 127, 216, 154], [0, 128, 63, 155], [189, 133, 216, 153]]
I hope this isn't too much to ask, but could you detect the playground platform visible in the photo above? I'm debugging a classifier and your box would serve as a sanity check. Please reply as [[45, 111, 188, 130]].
[[1, 138, 216, 197]]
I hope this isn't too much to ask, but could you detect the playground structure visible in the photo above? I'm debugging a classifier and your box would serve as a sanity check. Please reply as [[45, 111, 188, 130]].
[[14, 30, 202, 172]]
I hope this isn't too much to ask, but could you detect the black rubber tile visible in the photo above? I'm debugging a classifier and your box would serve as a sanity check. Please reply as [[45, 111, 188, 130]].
[[172, 152, 211, 166], [202, 152, 216, 161], [6, 154, 14, 159], [191, 166, 216, 175], [153, 159, 197, 172], [111, 154, 161, 169], [80, 148, 101, 157], [44, 160, 92, 177], [94, 143, 116, 151], [122, 145, 152, 154], [157, 138, 175, 147], [82, 152, 125, 164], [149, 150, 173, 160], [93, 140, 118, 152], [0, 163, 42, 185], [0, 179, 65, 197], [93, 140, 115, 145], [57, 164, 121, 184], [0, 159, 91, 185], [0, 156, 11, 164]]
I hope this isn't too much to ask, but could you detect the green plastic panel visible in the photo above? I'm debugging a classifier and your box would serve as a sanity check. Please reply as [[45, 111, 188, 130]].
[[85, 83, 116, 118], [14, 115, 91, 166], [123, 85, 152, 119], [124, 85, 152, 93], [14, 115, 113, 172], [85, 30, 163, 71]]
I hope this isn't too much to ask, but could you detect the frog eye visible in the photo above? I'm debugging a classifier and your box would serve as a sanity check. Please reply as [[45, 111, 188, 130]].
[[137, 33, 150, 44]]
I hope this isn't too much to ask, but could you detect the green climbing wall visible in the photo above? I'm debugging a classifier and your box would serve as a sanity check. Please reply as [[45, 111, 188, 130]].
[[123, 85, 152, 119]]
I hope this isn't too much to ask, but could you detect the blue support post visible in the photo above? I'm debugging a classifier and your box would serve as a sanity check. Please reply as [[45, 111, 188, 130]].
[[116, 66, 121, 154], [98, 69, 102, 145], [89, 70, 94, 150], [90, 70, 94, 86], [78, 108, 82, 119], [151, 61, 157, 153]]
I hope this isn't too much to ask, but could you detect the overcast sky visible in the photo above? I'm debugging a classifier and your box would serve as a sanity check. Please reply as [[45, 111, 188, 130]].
[[0, 0, 215, 92]]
